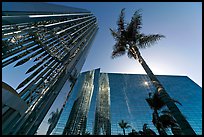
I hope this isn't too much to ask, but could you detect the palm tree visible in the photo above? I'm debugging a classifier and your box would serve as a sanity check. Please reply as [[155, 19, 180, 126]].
[[142, 123, 157, 135], [118, 120, 131, 135], [110, 8, 195, 135], [152, 109, 167, 135], [146, 92, 183, 135], [46, 109, 60, 135], [159, 110, 182, 135], [137, 124, 157, 135]]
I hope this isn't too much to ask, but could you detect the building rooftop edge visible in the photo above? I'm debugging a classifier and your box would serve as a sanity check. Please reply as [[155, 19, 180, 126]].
[[81, 68, 188, 77]]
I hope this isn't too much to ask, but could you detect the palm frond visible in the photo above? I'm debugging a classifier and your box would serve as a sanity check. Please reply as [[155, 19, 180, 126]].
[[132, 9, 142, 27], [171, 126, 182, 135], [126, 9, 142, 39], [146, 93, 166, 110], [159, 114, 174, 128], [117, 8, 126, 32], [112, 50, 126, 59], [138, 34, 165, 48], [110, 28, 120, 41], [159, 110, 178, 129], [171, 99, 182, 106], [112, 41, 127, 59], [118, 120, 131, 129]]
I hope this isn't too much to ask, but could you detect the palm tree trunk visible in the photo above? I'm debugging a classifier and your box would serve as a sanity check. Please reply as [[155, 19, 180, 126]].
[[129, 46, 196, 135], [123, 128, 125, 135]]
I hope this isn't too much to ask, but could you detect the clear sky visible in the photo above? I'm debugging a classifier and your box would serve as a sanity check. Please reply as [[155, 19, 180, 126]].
[[2, 2, 202, 135], [48, 2, 202, 86]]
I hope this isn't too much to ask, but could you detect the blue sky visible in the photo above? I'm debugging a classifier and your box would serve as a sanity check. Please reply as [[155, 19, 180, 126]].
[[2, 2, 202, 135], [48, 2, 202, 86]]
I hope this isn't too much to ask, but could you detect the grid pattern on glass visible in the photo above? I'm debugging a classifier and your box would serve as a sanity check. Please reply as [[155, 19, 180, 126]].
[[157, 75, 202, 135], [52, 71, 202, 135], [108, 73, 158, 135], [108, 73, 202, 135]]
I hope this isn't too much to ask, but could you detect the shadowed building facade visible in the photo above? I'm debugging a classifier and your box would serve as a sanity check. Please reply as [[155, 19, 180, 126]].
[[2, 2, 98, 135], [2, 82, 28, 135], [51, 69, 202, 135]]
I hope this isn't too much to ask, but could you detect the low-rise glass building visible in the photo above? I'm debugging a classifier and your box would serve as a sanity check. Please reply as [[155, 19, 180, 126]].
[[52, 68, 202, 135]]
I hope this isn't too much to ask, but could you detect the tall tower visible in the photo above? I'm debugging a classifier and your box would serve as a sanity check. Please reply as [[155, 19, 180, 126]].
[[93, 73, 111, 135], [2, 2, 98, 135], [63, 70, 95, 135]]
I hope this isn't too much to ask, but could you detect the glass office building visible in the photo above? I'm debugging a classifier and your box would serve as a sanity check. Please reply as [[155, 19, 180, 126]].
[[2, 2, 98, 135], [63, 70, 95, 135], [52, 69, 202, 135], [93, 73, 111, 135]]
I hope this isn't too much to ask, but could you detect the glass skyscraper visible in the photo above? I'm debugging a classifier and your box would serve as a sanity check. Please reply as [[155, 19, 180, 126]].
[[2, 2, 98, 135], [52, 68, 202, 135]]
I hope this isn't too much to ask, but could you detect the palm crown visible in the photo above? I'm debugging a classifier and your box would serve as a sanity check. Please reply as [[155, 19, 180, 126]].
[[110, 8, 165, 59], [118, 120, 131, 129], [118, 120, 131, 135]]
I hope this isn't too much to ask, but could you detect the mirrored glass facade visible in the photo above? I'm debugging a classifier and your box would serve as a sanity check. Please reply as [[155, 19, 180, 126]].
[[53, 69, 202, 135], [51, 69, 100, 135], [2, 2, 98, 135], [63, 70, 95, 135], [93, 73, 111, 135], [108, 73, 202, 135]]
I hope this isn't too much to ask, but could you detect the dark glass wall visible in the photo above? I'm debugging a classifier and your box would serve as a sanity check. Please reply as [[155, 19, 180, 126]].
[[108, 73, 202, 135]]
